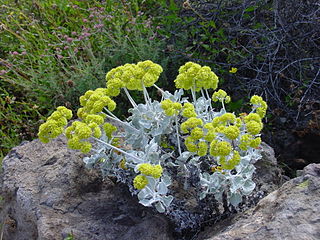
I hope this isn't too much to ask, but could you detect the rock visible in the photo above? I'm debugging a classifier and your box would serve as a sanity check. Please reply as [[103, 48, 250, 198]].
[[0, 136, 173, 240], [198, 163, 320, 240], [0, 134, 285, 240]]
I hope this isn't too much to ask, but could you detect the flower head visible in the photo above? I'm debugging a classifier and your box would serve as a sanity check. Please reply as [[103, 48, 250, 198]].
[[133, 175, 148, 189], [250, 95, 268, 118], [105, 60, 163, 93], [137, 163, 163, 179], [229, 67, 238, 74], [212, 89, 231, 103], [174, 62, 219, 91]]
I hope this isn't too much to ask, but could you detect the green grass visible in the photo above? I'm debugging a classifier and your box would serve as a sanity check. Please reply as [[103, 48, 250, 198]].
[[0, 0, 188, 160]]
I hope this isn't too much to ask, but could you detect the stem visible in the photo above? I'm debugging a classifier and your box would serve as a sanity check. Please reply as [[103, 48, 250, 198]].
[[205, 89, 214, 119], [191, 87, 197, 104], [104, 107, 120, 120], [143, 85, 151, 107], [123, 88, 137, 108], [221, 100, 226, 113], [153, 84, 166, 96], [93, 137, 143, 162], [200, 89, 206, 99], [175, 116, 182, 156], [104, 113, 140, 133]]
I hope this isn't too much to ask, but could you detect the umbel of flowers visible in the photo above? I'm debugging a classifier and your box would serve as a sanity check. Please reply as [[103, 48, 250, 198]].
[[38, 60, 267, 214]]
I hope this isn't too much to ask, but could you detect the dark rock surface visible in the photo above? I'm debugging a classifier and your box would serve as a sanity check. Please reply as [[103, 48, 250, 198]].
[[0, 137, 172, 240], [197, 163, 320, 240]]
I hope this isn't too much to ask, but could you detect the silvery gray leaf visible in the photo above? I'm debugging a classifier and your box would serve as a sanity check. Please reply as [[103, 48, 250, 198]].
[[177, 151, 194, 161], [162, 195, 173, 207], [154, 202, 165, 213], [229, 192, 242, 207], [230, 175, 245, 193], [161, 174, 172, 186], [242, 179, 256, 195], [157, 182, 168, 195], [139, 198, 153, 207], [147, 176, 156, 190]]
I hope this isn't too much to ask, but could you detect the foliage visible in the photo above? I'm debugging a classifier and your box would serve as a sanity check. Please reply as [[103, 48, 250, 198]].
[[0, 0, 182, 157], [38, 60, 268, 231], [0, 85, 43, 162], [156, 0, 320, 124]]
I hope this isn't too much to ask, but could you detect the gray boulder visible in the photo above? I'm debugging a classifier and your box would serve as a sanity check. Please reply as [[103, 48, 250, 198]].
[[198, 163, 320, 240], [0, 137, 173, 240], [0, 135, 285, 240]]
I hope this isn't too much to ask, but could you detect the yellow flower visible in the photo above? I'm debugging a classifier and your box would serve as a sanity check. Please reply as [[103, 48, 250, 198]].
[[219, 150, 241, 170], [137, 163, 163, 179], [103, 123, 117, 139], [210, 140, 232, 157], [119, 159, 128, 170], [181, 117, 203, 133], [174, 62, 219, 91], [212, 89, 231, 103], [197, 141, 208, 156], [133, 175, 149, 189], [222, 126, 240, 140], [250, 95, 268, 118], [229, 67, 238, 73], [182, 102, 197, 118], [160, 99, 182, 116]]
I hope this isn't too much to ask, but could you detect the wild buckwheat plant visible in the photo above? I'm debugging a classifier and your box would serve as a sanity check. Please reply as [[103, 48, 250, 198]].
[[38, 60, 267, 231]]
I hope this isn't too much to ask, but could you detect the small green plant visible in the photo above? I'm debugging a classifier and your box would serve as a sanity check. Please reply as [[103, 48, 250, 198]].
[[38, 60, 267, 230], [63, 232, 74, 240]]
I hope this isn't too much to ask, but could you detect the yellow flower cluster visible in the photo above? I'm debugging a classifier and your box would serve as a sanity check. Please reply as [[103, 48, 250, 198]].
[[137, 163, 163, 179], [185, 137, 208, 156], [38, 106, 73, 143], [160, 99, 182, 116], [119, 159, 128, 170], [203, 112, 244, 169], [210, 113, 241, 140], [243, 113, 263, 135], [219, 150, 241, 170], [78, 88, 116, 121], [212, 89, 231, 103], [103, 122, 118, 139], [133, 175, 149, 190], [181, 102, 197, 118], [203, 123, 217, 142], [212, 113, 238, 127], [229, 67, 238, 74], [184, 126, 208, 156], [65, 121, 93, 153], [105, 60, 163, 94], [210, 140, 232, 156], [239, 134, 262, 150], [64, 117, 117, 153], [209, 140, 241, 170], [250, 95, 268, 118], [181, 117, 203, 133], [174, 62, 219, 91]]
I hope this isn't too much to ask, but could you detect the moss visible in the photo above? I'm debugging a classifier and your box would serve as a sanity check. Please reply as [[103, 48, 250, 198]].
[[297, 180, 309, 188]]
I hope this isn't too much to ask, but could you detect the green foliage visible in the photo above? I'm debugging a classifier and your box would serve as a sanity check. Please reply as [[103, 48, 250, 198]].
[[0, 0, 181, 156], [0, 0, 171, 110], [63, 232, 74, 240], [0, 85, 43, 162]]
